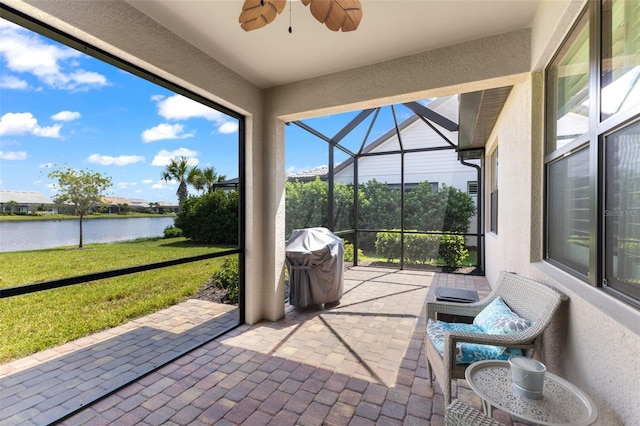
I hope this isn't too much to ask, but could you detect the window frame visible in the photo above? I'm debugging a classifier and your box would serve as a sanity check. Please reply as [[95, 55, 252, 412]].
[[490, 148, 498, 234], [544, 0, 640, 308]]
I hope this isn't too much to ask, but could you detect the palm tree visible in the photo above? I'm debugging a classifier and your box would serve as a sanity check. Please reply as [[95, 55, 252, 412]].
[[193, 167, 227, 194], [6, 200, 18, 215], [161, 157, 197, 205]]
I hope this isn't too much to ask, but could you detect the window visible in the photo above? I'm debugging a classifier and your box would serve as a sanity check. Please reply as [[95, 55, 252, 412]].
[[546, 11, 590, 153], [490, 149, 498, 234], [467, 181, 478, 196], [601, 0, 640, 121], [547, 147, 590, 278], [545, 0, 640, 307], [604, 122, 640, 300]]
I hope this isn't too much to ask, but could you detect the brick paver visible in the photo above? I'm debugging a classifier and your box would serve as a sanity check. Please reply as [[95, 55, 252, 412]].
[[1, 268, 506, 425], [0, 300, 237, 425]]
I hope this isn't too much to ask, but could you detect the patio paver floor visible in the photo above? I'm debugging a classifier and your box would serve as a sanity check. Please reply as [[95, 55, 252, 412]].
[[1, 267, 521, 425]]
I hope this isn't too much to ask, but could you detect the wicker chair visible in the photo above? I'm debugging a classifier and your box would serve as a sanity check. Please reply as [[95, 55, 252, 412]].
[[425, 271, 566, 404], [444, 399, 504, 426], [445, 399, 505, 426]]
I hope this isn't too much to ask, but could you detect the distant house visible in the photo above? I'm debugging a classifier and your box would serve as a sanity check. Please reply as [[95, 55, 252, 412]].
[[288, 97, 478, 195], [100, 196, 178, 214], [213, 177, 240, 191], [100, 196, 132, 213], [287, 166, 328, 183], [0, 190, 56, 214], [333, 96, 479, 196], [156, 201, 179, 214]]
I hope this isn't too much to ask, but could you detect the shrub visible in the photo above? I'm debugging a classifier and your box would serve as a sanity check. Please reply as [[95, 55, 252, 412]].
[[211, 257, 239, 303], [376, 231, 440, 264], [438, 234, 469, 267], [343, 241, 363, 263], [163, 225, 182, 238], [405, 233, 439, 264], [375, 231, 468, 266], [375, 231, 402, 262], [175, 190, 238, 244]]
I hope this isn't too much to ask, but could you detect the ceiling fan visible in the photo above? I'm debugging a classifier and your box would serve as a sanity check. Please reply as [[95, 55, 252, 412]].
[[239, 0, 363, 32]]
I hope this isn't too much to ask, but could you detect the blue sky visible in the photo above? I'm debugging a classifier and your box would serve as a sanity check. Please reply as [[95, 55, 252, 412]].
[[285, 105, 417, 174], [0, 18, 240, 204], [0, 17, 418, 204]]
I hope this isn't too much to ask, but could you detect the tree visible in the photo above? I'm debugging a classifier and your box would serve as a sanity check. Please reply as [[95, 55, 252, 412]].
[[6, 200, 18, 215], [285, 177, 329, 238], [191, 166, 227, 194], [161, 157, 198, 206], [48, 167, 112, 248]]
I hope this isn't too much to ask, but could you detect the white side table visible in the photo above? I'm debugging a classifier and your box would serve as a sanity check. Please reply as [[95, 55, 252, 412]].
[[465, 360, 598, 426]]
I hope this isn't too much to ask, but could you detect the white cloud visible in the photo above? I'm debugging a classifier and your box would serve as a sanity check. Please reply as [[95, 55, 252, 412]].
[[0, 150, 27, 160], [0, 112, 61, 138], [0, 20, 108, 91], [117, 182, 137, 189], [142, 179, 153, 184], [151, 148, 199, 167], [141, 123, 194, 143], [69, 70, 107, 87], [156, 94, 225, 122], [218, 121, 239, 134], [51, 111, 81, 121], [153, 94, 237, 134], [0, 75, 27, 89], [87, 154, 145, 166]]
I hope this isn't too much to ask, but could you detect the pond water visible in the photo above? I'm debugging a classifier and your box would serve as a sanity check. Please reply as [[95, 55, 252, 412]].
[[0, 216, 175, 253]]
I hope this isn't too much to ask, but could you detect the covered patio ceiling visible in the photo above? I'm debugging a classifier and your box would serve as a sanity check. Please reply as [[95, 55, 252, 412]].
[[127, 0, 541, 89]]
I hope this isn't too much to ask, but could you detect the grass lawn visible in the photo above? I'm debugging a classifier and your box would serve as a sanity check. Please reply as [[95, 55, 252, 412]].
[[0, 237, 232, 363]]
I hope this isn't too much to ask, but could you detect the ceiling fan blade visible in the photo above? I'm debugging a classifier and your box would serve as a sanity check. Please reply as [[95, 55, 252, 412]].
[[239, 0, 286, 32], [302, 0, 362, 32]]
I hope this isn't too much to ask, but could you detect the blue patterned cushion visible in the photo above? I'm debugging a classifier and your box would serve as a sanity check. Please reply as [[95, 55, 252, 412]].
[[473, 297, 532, 335], [426, 319, 523, 364]]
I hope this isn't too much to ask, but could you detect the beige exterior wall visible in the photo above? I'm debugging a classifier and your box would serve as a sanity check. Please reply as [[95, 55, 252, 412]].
[[8, 1, 639, 423]]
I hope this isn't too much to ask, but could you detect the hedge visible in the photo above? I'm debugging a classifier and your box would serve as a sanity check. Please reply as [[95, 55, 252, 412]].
[[375, 231, 468, 267]]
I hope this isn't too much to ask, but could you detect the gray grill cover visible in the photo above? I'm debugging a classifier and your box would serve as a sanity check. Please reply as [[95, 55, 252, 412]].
[[285, 227, 344, 308]]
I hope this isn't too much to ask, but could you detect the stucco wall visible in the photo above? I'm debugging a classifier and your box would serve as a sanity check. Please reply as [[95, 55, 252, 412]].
[[483, 79, 534, 282], [266, 30, 531, 122]]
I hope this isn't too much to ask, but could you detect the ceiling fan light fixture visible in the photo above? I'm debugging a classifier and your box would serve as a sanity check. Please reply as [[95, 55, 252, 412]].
[[240, 0, 362, 33], [302, 0, 362, 32], [239, 0, 286, 31]]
